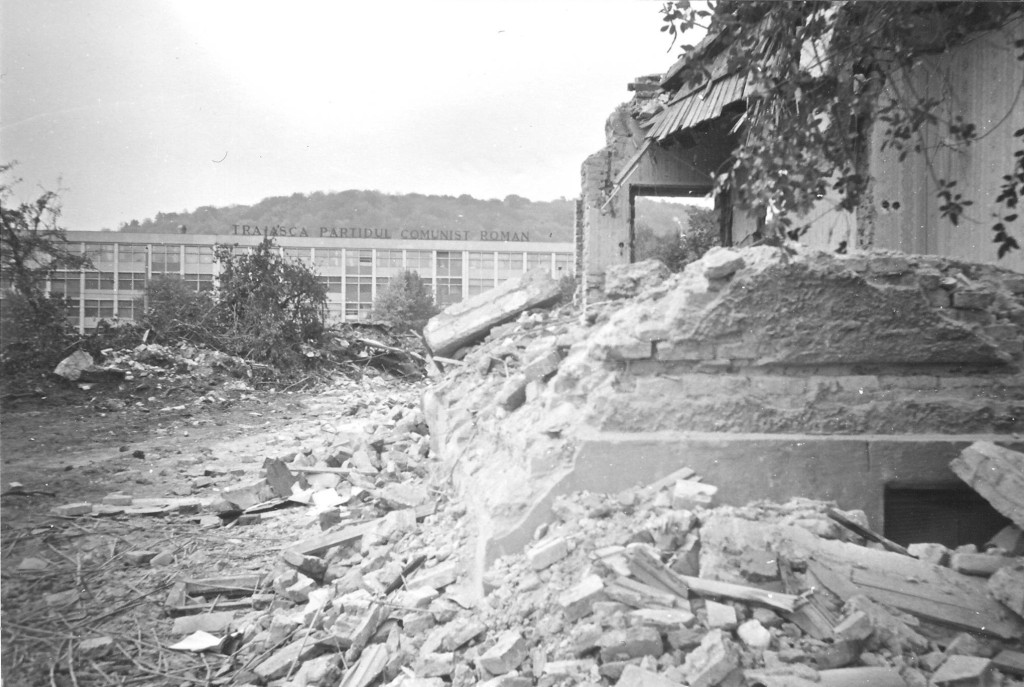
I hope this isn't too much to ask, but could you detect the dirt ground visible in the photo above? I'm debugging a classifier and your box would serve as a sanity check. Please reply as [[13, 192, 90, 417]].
[[0, 374, 424, 686]]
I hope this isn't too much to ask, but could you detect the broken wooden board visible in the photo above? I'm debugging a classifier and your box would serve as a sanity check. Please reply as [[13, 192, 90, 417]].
[[184, 574, 265, 598], [775, 526, 1024, 640], [951, 442, 1024, 530]]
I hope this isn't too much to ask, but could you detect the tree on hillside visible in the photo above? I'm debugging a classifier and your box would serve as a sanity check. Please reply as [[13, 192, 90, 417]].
[[660, 1, 1024, 257], [372, 270, 439, 334]]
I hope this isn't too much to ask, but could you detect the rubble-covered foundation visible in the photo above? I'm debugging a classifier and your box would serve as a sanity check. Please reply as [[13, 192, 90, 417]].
[[425, 246, 1024, 588]]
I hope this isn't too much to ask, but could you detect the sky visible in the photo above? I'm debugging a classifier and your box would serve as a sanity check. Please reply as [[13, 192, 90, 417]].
[[1, 1, 701, 232]]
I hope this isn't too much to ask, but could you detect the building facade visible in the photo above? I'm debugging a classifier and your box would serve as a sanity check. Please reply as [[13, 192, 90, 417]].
[[40, 230, 574, 332]]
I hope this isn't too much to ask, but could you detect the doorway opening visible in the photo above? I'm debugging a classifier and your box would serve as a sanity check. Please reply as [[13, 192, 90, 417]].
[[884, 484, 1011, 550], [629, 185, 717, 271]]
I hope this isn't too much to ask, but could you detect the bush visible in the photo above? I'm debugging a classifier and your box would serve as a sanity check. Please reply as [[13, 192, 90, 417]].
[[139, 276, 220, 345], [372, 270, 439, 333], [139, 238, 329, 370], [0, 292, 77, 377]]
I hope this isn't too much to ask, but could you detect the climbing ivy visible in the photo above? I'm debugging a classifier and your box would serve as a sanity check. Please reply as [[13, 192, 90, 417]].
[[659, 1, 1024, 257]]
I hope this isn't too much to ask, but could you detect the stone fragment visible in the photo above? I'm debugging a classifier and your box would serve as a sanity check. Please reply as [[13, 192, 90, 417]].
[[293, 654, 342, 687], [950, 552, 1013, 577], [125, 550, 157, 566], [523, 347, 563, 383], [615, 664, 683, 687], [930, 655, 993, 687], [150, 551, 174, 567], [672, 480, 717, 510], [737, 619, 772, 649], [702, 248, 745, 280], [282, 549, 327, 582], [952, 289, 996, 310], [495, 375, 528, 412], [45, 589, 80, 608], [987, 563, 1024, 617], [680, 629, 740, 687], [833, 611, 873, 642], [598, 626, 664, 662], [629, 608, 696, 630], [705, 600, 738, 630], [478, 630, 529, 675], [54, 350, 94, 380], [541, 659, 596, 677], [442, 618, 487, 651], [907, 542, 950, 566], [17, 557, 51, 571], [380, 481, 429, 509], [988, 525, 1024, 555], [424, 269, 562, 357], [78, 636, 114, 658], [526, 536, 569, 571], [409, 561, 459, 591], [605, 259, 670, 299], [559, 574, 607, 621], [52, 502, 93, 517]]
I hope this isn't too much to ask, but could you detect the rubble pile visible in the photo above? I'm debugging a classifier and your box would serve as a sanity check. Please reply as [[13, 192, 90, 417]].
[[424, 245, 1024, 571], [152, 465, 1024, 686], [50, 321, 430, 390]]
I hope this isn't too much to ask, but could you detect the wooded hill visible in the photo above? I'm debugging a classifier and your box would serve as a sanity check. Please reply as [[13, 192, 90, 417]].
[[114, 190, 705, 242]]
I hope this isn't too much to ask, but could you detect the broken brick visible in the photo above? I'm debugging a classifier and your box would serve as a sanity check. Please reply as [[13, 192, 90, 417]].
[[931, 655, 993, 687], [478, 630, 529, 675], [597, 626, 664, 662], [559, 574, 606, 621], [526, 536, 569, 571]]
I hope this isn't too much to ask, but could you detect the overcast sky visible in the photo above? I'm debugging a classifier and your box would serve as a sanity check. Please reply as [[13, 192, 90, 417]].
[[1, 1, 701, 232]]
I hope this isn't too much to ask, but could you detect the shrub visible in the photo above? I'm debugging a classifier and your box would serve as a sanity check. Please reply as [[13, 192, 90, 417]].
[[372, 270, 439, 333], [634, 207, 720, 272], [139, 276, 220, 345]]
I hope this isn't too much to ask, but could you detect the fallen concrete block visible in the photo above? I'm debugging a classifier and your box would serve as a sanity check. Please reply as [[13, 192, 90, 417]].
[[282, 549, 327, 582], [907, 542, 950, 566], [705, 600, 738, 630], [988, 525, 1024, 555], [737, 619, 772, 649], [987, 563, 1024, 617], [559, 574, 606, 621], [702, 247, 745, 280], [442, 618, 487, 651], [833, 610, 872, 642], [993, 650, 1024, 678], [680, 629, 740, 687], [629, 608, 696, 630], [604, 259, 670, 299], [541, 659, 596, 677], [951, 442, 1024, 529], [339, 643, 389, 687], [409, 560, 459, 590], [950, 552, 1014, 577], [424, 269, 562, 357], [597, 626, 664, 662], [526, 536, 569, 571], [54, 350, 94, 381], [478, 629, 529, 675], [672, 480, 717, 510], [101, 493, 133, 506], [615, 664, 684, 687], [930, 655, 993, 687]]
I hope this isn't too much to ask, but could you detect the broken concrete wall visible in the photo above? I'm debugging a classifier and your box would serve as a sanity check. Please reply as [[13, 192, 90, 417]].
[[424, 246, 1024, 589], [578, 104, 730, 296]]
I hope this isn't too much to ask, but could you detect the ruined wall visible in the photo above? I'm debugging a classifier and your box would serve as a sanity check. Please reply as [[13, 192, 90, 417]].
[[579, 105, 729, 294], [425, 246, 1024, 586]]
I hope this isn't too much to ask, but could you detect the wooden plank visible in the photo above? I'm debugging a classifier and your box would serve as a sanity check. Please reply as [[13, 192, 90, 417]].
[[624, 544, 690, 598], [675, 574, 799, 614], [184, 574, 264, 597], [778, 557, 838, 640], [826, 508, 910, 557], [287, 519, 378, 557], [778, 526, 1024, 640]]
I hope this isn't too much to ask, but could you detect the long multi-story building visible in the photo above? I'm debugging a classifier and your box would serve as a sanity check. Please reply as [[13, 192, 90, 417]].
[[37, 229, 574, 332]]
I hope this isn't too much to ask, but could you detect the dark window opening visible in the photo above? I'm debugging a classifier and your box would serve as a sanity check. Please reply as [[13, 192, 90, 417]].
[[884, 485, 1011, 550]]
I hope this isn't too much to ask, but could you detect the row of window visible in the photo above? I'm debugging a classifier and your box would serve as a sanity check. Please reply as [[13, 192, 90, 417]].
[[49, 271, 213, 294]]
